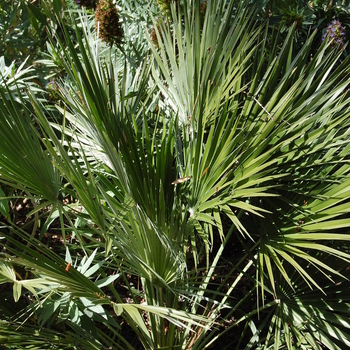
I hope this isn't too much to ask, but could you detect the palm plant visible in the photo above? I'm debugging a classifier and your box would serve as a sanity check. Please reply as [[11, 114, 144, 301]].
[[1, 0, 350, 349]]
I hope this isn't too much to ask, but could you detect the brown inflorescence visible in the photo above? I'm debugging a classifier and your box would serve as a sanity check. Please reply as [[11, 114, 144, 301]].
[[150, 19, 163, 48], [95, 0, 123, 46]]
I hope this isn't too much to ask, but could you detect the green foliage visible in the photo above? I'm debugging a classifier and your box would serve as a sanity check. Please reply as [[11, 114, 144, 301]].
[[1, 0, 350, 349], [0, 0, 40, 63]]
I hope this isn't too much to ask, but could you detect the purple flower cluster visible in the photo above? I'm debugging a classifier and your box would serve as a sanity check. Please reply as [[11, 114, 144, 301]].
[[321, 19, 346, 47]]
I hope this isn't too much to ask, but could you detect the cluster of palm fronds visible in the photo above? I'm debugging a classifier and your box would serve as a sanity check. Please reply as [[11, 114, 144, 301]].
[[1, 0, 350, 349]]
